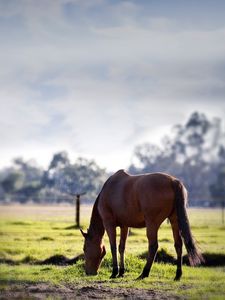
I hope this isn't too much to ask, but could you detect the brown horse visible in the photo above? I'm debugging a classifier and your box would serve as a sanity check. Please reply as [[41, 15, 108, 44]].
[[81, 170, 204, 280]]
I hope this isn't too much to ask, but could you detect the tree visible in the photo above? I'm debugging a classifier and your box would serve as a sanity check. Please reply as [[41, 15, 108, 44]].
[[42, 151, 70, 188], [1, 172, 23, 194], [39, 153, 108, 203], [129, 112, 225, 206], [55, 157, 107, 200], [210, 146, 225, 223]]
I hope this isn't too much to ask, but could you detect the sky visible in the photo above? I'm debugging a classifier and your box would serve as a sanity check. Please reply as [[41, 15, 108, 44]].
[[0, 0, 225, 172]]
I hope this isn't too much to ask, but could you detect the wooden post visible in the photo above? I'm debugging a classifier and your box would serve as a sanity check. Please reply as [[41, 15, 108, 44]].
[[70, 192, 86, 228], [76, 194, 80, 228], [222, 200, 224, 225]]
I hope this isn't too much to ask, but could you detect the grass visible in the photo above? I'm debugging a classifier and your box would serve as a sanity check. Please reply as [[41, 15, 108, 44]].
[[0, 205, 225, 299]]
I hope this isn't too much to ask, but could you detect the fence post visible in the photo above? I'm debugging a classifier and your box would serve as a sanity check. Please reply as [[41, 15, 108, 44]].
[[73, 192, 86, 228], [222, 200, 224, 225], [76, 194, 80, 228]]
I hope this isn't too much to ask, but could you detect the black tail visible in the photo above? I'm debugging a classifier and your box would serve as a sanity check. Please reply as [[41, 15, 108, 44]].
[[173, 180, 204, 266]]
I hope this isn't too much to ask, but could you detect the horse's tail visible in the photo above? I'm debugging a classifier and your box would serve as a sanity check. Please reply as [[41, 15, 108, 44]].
[[173, 179, 204, 266]]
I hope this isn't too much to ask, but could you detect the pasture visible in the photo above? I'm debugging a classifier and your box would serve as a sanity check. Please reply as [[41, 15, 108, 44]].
[[0, 205, 225, 299]]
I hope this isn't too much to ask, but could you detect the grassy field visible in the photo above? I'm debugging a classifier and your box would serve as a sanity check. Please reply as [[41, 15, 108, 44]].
[[0, 205, 225, 299]]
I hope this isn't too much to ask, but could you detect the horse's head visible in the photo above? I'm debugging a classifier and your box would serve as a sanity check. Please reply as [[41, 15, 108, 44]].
[[80, 229, 106, 275]]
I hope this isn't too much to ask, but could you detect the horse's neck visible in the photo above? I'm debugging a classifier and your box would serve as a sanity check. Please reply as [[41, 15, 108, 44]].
[[89, 197, 105, 240]]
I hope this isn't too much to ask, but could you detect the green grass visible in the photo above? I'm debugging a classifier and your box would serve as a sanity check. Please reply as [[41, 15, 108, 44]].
[[0, 205, 225, 299]]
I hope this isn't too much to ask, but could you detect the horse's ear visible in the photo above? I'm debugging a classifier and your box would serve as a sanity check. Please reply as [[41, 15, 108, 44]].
[[80, 228, 88, 238]]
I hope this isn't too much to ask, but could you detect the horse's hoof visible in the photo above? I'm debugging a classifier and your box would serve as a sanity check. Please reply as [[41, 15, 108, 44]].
[[110, 268, 119, 279], [174, 270, 182, 281], [174, 276, 181, 281], [136, 267, 149, 280], [136, 274, 145, 280], [117, 268, 125, 278]]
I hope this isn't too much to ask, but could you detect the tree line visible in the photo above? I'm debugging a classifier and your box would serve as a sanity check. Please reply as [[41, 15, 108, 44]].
[[0, 112, 224, 206], [0, 154, 108, 204], [129, 112, 225, 206]]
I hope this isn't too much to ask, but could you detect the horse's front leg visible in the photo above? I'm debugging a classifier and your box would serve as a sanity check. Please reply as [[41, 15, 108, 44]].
[[105, 225, 118, 278], [118, 226, 129, 277]]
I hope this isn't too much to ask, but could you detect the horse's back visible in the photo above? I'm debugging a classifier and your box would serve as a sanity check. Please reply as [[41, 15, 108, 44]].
[[98, 170, 176, 227], [135, 172, 175, 218]]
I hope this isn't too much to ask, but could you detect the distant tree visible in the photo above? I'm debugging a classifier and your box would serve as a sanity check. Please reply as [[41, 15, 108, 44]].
[[55, 157, 107, 200], [39, 152, 108, 203], [1, 172, 23, 194], [48, 151, 70, 170], [13, 158, 43, 202], [0, 158, 44, 202], [130, 143, 162, 171], [210, 146, 225, 222], [42, 151, 70, 188], [13, 157, 43, 185], [129, 112, 225, 206]]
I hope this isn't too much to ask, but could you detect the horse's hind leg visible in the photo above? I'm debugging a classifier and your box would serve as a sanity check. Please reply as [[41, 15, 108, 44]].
[[169, 213, 183, 280], [138, 222, 159, 279], [118, 226, 129, 277]]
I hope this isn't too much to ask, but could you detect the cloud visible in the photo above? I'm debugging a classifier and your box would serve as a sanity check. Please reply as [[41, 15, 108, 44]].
[[0, 0, 225, 170]]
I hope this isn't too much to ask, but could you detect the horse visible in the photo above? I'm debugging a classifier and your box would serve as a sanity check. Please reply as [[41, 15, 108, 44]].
[[81, 169, 204, 280]]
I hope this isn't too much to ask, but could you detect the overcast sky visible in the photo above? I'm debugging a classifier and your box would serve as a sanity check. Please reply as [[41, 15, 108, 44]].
[[0, 0, 225, 171]]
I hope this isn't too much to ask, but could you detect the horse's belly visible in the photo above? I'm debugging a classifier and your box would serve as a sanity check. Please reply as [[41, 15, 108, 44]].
[[116, 211, 146, 228]]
